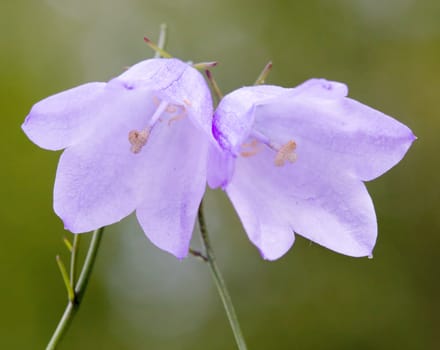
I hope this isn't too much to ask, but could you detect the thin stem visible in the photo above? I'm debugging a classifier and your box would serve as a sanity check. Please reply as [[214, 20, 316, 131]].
[[189, 248, 208, 262], [46, 302, 75, 350], [46, 227, 104, 350], [254, 61, 273, 85], [69, 235, 80, 286], [155, 23, 168, 58], [197, 201, 248, 350], [205, 70, 224, 103], [144, 35, 172, 59], [55, 255, 74, 302], [63, 237, 73, 252], [74, 227, 104, 301]]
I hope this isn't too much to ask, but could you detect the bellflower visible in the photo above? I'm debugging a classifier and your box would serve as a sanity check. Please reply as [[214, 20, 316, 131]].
[[209, 79, 415, 260], [22, 58, 213, 258]]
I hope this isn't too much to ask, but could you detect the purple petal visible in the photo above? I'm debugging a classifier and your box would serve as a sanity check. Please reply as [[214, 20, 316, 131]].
[[289, 78, 348, 98], [213, 85, 287, 153], [135, 119, 209, 259], [54, 84, 156, 232], [114, 58, 188, 90], [114, 58, 214, 138], [253, 80, 416, 181], [226, 147, 377, 260], [22, 83, 106, 150], [207, 144, 235, 189]]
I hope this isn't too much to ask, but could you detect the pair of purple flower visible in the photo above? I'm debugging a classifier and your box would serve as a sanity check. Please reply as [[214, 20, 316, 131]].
[[22, 58, 415, 260]]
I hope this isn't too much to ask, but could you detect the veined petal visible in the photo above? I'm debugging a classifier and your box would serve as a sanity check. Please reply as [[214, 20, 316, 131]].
[[54, 85, 157, 232], [135, 118, 209, 259], [22, 83, 106, 150], [114, 58, 214, 140], [114, 58, 188, 91], [226, 147, 377, 260], [254, 80, 416, 181]]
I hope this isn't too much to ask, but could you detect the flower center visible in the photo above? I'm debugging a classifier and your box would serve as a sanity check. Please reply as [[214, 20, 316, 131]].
[[128, 97, 187, 154], [240, 130, 297, 167]]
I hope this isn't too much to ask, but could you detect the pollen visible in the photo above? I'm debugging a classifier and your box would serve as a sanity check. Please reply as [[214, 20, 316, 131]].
[[274, 140, 297, 166], [128, 129, 150, 154]]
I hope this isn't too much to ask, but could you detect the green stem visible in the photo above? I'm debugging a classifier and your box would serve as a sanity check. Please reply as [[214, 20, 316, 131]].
[[69, 235, 80, 286], [197, 201, 248, 350], [46, 227, 104, 350], [55, 255, 74, 302], [74, 227, 104, 300]]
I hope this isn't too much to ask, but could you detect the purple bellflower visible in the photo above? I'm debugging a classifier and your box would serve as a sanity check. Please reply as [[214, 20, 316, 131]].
[[22, 58, 213, 259], [208, 79, 415, 260]]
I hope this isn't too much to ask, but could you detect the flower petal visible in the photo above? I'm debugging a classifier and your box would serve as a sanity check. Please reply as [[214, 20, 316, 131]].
[[226, 147, 377, 260], [254, 80, 416, 181], [213, 85, 287, 153], [135, 118, 209, 259], [175, 65, 214, 139], [114, 58, 214, 140], [53, 84, 157, 232], [22, 83, 106, 150], [206, 144, 235, 189], [113, 58, 188, 92]]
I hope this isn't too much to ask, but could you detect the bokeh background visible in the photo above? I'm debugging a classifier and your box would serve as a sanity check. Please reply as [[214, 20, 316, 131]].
[[1, 0, 438, 349]]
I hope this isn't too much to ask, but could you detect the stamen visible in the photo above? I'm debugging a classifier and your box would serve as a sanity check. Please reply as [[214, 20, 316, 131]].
[[128, 129, 150, 154], [274, 140, 297, 166], [128, 99, 168, 154], [166, 105, 177, 113], [240, 139, 260, 157], [168, 111, 187, 126], [148, 100, 169, 127], [246, 131, 297, 166], [128, 97, 189, 154]]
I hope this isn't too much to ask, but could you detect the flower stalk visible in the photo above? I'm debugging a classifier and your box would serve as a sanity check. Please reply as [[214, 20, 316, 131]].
[[197, 201, 248, 350], [46, 227, 104, 350]]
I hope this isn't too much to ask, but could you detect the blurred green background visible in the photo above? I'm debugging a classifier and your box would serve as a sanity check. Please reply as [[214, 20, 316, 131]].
[[1, 0, 438, 349]]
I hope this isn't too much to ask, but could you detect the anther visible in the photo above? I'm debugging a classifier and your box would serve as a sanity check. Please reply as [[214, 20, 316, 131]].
[[168, 111, 187, 126], [166, 105, 177, 113], [128, 129, 150, 154], [240, 139, 260, 157], [274, 140, 297, 166], [128, 100, 168, 154]]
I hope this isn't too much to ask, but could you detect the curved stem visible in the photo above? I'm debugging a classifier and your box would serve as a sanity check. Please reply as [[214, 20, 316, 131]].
[[197, 201, 248, 350], [46, 302, 75, 350], [46, 227, 104, 350]]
